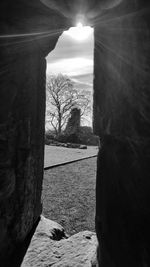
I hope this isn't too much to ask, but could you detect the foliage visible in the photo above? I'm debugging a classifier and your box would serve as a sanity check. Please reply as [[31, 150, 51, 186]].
[[45, 126, 99, 146], [57, 126, 99, 145], [78, 126, 99, 145], [45, 130, 55, 139], [56, 132, 80, 144], [46, 74, 91, 135]]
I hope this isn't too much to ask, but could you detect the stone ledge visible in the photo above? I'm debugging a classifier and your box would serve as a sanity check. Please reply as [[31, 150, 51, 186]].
[[21, 215, 98, 267]]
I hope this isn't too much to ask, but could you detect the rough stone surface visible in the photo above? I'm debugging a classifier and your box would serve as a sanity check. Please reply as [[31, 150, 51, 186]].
[[94, 1, 150, 265], [93, 1, 150, 140], [0, 1, 68, 264], [22, 216, 98, 267]]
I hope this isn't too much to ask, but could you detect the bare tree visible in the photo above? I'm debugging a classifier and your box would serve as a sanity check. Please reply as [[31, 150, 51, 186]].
[[46, 74, 91, 135]]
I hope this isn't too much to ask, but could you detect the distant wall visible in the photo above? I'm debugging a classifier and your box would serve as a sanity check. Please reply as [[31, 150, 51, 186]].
[[65, 108, 81, 135]]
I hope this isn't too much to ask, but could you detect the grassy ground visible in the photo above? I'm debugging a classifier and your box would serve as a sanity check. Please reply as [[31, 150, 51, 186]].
[[42, 157, 97, 236]]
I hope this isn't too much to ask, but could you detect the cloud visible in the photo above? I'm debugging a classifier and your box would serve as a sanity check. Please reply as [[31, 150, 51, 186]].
[[71, 73, 93, 83], [47, 29, 94, 64], [46, 28, 94, 126], [46, 57, 93, 77], [71, 77, 92, 87], [46, 28, 94, 110], [71, 75, 93, 93]]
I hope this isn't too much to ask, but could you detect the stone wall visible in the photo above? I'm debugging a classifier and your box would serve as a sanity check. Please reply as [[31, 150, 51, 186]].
[[0, 0, 68, 265], [94, 1, 150, 265]]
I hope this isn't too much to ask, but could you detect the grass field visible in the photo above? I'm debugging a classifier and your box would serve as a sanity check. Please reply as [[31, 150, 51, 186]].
[[42, 157, 97, 236]]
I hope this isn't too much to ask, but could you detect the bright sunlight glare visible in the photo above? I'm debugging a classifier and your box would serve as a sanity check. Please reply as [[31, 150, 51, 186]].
[[64, 22, 93, 41]]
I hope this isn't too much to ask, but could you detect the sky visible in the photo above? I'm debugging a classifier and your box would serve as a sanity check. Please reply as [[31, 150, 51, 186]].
[[46, 26, 94, 93]]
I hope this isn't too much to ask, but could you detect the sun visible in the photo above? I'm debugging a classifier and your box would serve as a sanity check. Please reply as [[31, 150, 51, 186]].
[[64, 22, 93, 41]]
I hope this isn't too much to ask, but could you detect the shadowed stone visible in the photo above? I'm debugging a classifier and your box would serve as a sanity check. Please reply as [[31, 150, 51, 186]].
[[94, 1, 150, 266]]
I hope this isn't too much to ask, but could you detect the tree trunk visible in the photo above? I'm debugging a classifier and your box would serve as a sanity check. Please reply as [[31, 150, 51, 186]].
[[58, 113, 62, 135]]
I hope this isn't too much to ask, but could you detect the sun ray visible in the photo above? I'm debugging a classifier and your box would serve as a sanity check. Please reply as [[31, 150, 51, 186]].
[[0, 29, 66, 51], [93, 7, 150, 27], [0, 29, 65, 39]]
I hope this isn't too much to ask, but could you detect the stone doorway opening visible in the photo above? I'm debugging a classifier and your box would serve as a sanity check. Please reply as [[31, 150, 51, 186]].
[[45, 24, 94, 137], [42, 25, 99, 236], [44, 24, 96, 153]]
